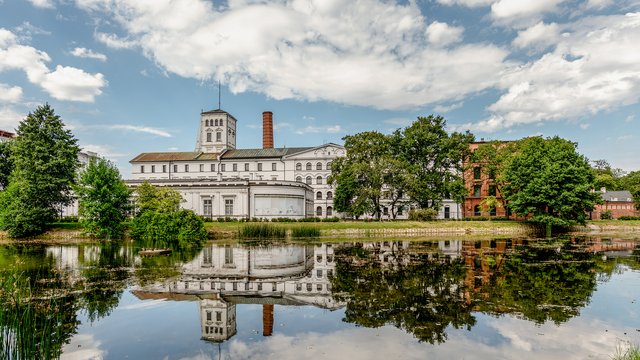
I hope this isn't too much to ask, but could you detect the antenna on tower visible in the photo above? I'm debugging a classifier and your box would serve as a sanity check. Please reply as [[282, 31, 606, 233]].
[[217, 80, 221, 110]]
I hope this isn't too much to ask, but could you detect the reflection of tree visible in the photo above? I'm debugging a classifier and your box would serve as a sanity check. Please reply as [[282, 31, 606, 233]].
[[471, 240, 599, 325], [331, 243, 475, 344], [133, 242, 201, 286]]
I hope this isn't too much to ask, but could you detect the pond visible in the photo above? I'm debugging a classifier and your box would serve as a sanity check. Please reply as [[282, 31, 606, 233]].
[[1, 236, 639, 360]]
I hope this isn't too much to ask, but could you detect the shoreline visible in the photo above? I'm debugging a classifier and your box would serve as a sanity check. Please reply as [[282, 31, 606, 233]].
[[2, 220, 640, 244]]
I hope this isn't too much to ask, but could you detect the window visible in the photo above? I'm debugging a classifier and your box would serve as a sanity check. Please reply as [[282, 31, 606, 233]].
[[316, 206, 322, 216], [317, 191, 322, 200], [326, 162, 332, 170], [221, 164, 226, 172], [205, 120, 209, 127], [489, 185, 497, 197], [306, 162, 312, 170], [214, 119, 218, 126], [317, 269, 323, 278], [444, 205, 450, 219], [383, 207, 389, 215], [258, 163, 262, 171], [398, 206, 403, 216], [296, 163, 302, 171], [327, 206, 333, 216], [151, 165, 155, 173], [216, 311, 222, 322], [316, 176, 322, 185], [211, 164, 215, 172], [244, 163, 249, 171], [327, 191, 333, 200], [184, 164, 190, 172], [225, 199, 234, 216], [206, 311, 212, 321], [173, 164, 178, 173], [306, 176, 312, 185], [216, 132, 221, 142], [272, 163, 277, 171], [200, 164, 204, 172], [473, 185, 481, 197], [206, 132, 212, 142], [203, 199, 212, 217], [140, 165, 145, 173], [296, 176, 302, 182], [473, 166, 481, 180], [220, 119, 224, 126], [225, 246, 233, 264], [316, 162, 322, 170], [233, 163, 237, 172], [490, 206, 497, 217], [474, 205, 481, 216], [162, 165, 166, 173]]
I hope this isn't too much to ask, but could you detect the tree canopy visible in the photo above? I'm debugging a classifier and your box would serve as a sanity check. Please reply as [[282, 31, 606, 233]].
[[0, 104, 79, 237]]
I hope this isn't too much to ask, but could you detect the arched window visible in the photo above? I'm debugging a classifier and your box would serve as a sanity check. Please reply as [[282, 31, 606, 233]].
[[296, 163, 302, 171], [316, 162, 322, 170], [316, 191, 322, 200], [296, 176, 302, 182], [220, 119, 224, 126], [205, 119, 209, 126], [306, 162, 312, 170], [327, 162, 332, 170], [316, 176, 322, 185], [327, 191, 333, 200], [327, 206, 333, 216], [316, 206, 323, 216], [214, 119, 218, 126], [306, 176, 312, 185]]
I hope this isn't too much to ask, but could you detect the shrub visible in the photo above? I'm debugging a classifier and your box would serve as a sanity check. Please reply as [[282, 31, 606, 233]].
[[408, 208, 438, 221], [600, 210, 613, 220], [298, 217, 322, 222], [321, 217, 340, 222], [129, 209, 207, 248]]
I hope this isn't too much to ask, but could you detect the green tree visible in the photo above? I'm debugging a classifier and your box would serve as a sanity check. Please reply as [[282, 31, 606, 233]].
[[591, 159, 623, 191], [501, 136, 599, 232], [0, 105, 79, 237], [75, 158, 131, 239], [398, 115, 474, 209], [135, 181, 182, 214], [0, 140, 13, 190], [618, 170, 640, 210]]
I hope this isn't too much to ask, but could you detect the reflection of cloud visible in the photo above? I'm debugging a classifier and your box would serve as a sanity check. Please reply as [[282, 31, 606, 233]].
[[61, 334, 105, 360], [120, 298, 165, 311]]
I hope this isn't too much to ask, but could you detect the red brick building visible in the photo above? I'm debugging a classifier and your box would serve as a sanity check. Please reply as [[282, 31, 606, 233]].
[[591, 190, 638, 219]]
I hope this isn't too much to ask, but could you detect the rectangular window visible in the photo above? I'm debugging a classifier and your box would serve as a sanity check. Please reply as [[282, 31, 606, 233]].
[[233, 163, 237, 172], [151, 165, 155, 173], [211, 163, 215, 172], [185, 164, 189, 173], [206, 132, 212, 142], [216, 311, 222, 322], [488, 185, 497, 196], [216, 132, 221, 142], [272, 163, 277, 171], [203, 199, 212, 216], [162, 165, 166, 173], [173, 164, 178, 173], [473, 166, 481, 180], [206, 311, 212, 321], [221, 164, 226, 172], [140, 165, 145, 173], [225, 246, 233, 264], [473, 185, 481, 197], [244, 163, 249, 171], [225, 199, 234, 216], [258, 163, 262, 171], [200, 164, 204, 172]]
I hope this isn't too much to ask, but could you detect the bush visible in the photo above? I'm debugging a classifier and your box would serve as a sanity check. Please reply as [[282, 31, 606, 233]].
[[618, 216, 640, 220], [298, 217, 322, 222], [129, 209, 207, 248], [600, 210, 613, 220], [321, 217, 340, 222], [408, 208, 438, 221]]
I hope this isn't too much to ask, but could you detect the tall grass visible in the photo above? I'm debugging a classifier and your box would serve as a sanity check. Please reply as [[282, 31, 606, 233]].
[[0, 272, 69, 360], [238, 223, 286, 239], [290, 225, 321, 238], [613, 342, 640, 360]]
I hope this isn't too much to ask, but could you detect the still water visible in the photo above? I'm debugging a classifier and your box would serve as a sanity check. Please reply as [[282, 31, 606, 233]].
[[1, 237, 639, 360]]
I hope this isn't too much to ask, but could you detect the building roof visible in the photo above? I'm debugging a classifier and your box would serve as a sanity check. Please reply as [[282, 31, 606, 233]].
[[130, 152, 220, 162], [200, 108, 238, 121], [0, 129, 16, 138], [221, 147, 312, 159], [601, 190, 634, 202]]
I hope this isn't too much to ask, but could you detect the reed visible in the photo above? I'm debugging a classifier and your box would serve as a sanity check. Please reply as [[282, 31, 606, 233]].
[[238, 223, 286, 239], [613, 343, 640, 360], [290, 225, 321, 238]]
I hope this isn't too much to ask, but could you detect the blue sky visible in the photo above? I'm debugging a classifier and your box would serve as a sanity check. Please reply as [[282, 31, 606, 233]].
[[1, 0, 639, 176]]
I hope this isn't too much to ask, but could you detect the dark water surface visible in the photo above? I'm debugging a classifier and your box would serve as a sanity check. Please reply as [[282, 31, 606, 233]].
[[1, 236, 639, 360]]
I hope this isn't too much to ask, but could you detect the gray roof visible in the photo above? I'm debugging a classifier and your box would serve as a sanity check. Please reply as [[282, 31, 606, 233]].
[[221, 147, 313, 159], [601, 190, 633, 202]]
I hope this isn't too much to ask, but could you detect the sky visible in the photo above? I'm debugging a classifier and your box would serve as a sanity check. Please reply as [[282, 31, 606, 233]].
[[0, 0, 639, 176]]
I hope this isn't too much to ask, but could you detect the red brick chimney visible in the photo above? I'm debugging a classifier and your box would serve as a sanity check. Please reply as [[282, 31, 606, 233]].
[[262, 304, 274, 336], [262, 111, 274, 149]]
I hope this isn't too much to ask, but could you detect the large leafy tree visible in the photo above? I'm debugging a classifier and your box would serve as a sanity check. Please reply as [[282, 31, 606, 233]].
[[0, 141, 13, 190], [0, 105, 79, 237], [398, 115, 474, 209], [500, 136, 599, 230], [134, 181, 182, 214], [75, 158, 131, 239], [591, 159, 624, 191], [618, 170, 640, 210]]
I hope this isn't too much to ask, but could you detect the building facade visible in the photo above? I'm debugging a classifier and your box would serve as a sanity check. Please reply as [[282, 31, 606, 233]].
[[591, 189, 638, 219]]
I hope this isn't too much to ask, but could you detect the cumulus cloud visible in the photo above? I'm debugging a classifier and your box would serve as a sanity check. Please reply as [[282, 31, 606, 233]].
[[75, 0, 509, 110], [462, 12, 640, 132], [426, 21, 464, 46], [0, 84, 23, 103], [512, 21, 561, 50], [491, 0, 566, 25], [0, 106, 25, 130], [28, 0, 55, 9], [94, 32, 137, 49], [71, 47, 107, 61], [0, 28, 106, 102], [434, 101, 464, 113], [436, 0, 494, 6]]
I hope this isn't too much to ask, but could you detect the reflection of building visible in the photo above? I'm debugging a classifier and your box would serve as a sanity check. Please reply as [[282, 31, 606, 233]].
[[132, 243, 341, 343]]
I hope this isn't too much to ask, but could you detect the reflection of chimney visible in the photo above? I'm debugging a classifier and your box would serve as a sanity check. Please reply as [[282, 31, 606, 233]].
[[263, 304, 274, 336], [262, 111, 274, 149]]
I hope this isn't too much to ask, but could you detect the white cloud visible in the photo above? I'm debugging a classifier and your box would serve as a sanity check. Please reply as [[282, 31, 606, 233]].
[[75, 0, 509, 110], [106, 124, 172, 137], [0, 106, 25, 130], [71, 47, 107, 61], [436, 0, 494, 6], [512, 22, 560, 50], [426, 21, 464, 46], [434, 101, 464, 113], [80, 143, 126, 158], [15, 21, 51, 39], [295, 125, 343, 135], [28, 0, 55, 9], [0, 84, 23, 103], [0, 28, 106, 102], [464, 12, 640, 132], [60, 333, 105, 360], [491, 0, 566, 26]]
